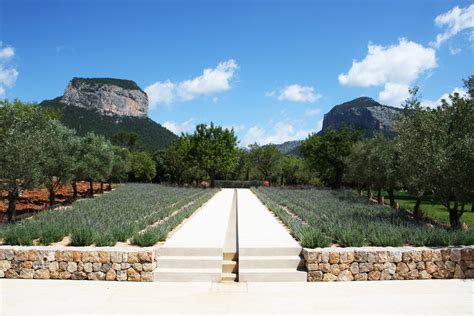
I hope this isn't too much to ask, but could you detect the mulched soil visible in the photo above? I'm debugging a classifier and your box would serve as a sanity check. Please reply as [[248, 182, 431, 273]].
[[0, 182, 105, 222]]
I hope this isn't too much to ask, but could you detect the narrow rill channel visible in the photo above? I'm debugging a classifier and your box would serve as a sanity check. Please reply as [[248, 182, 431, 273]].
[[221, 189, 239, 282]]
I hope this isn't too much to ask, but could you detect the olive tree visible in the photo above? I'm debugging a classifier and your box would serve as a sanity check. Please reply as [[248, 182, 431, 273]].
[[188, 123, 239, 188], [40, 121, 79, 208], [248, 144, 282, 185], [0, 100, 50, 222]]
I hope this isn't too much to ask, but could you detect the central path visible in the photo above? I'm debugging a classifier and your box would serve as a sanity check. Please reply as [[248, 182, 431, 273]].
[[153, 188, 306, 282]]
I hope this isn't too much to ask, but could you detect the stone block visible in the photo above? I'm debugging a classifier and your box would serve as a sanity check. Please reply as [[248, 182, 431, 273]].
[[422, 250, 433, 262], [0, 260, 12, 271], [143, 263, 155, 272], [34, 268, 50, 279], [110, 252, 122, 263], [92, 262, 101, 272], [368, 270, 381, 280], [98, 251, 110, 263], [67, 262, 77, 273], [354, 251, 367, 262], [101, 263, 112, 273], [322, 273, 337, 282], [328, 252, 339, 264], [350, 262, 359, 274], [83, 252, 100, 263], [338, 270, 353, 281], [319, 263, 330, 273], [14, 251, 27, 261], [117, 270, 127, 281], [20, 269, 34, 279], [141, 272, 153, 282], [359, 263, 373, 273], [340, 251, 354, 264], [308, 271, 323, 282], [71, 272, 88, 280], [388, 251, 402, 263], [139, 251, 154, 263], [73, 251, 82, 262], [88, 272, 106, 281], [59, 271, 71, 279], [84, 262, 93, 273], [5, 270, 19, 279], [106, 269, 117, 281], [354, 273, 367, 281], [419, 270, 432, 279], [128, 252, 139, 264], [127, 268, 141, 281], [27, 250, 39, 261], [329, 264, 340, 276]]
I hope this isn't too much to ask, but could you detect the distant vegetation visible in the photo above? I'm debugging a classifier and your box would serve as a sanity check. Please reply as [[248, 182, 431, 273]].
[[71, 77, 144, 91], [40, 98, 177, 151]]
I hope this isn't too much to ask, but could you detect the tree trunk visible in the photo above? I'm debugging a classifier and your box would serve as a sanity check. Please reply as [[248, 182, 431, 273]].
[[108, 179, 112, 191], [413, 197, 423, 221], [471, 203, 473, 212], [210, 171, 216, 188], [333, 170, 343, 189], [377, 188, 384, 204], [89, 179, 94, 197], [449, 209, 461, 229], [7, 190, 18, 223], [72, 181, 78, 201], [387, 187, 395, 207], [49, 188, 56, 209], [367, 187, 372, 200], [280, 174, 284, 186], [245, 167, 250, 181], [100, 182, 104, 193]]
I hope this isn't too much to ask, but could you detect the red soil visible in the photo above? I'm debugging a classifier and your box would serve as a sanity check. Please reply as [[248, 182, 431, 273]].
[[0, 182, 105, 222]]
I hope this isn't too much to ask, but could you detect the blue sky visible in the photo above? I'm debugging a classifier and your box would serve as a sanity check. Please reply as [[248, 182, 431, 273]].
[[1, 0, 473, 146]]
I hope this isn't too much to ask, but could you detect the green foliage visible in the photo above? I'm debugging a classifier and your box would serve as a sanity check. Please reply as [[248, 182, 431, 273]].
[[129, 151, 156, 182], [187, 123, 240, 187], [0, 184, 215, 246], [279, 156, 312, 185], [112, 131, 144, 152], [40, 99, 177, 151], [110, 146, 131, 182], [297, 226, 331, 248], [74, 133, 114, 183], [70, 77, 143, 92], [248, 144, 283, 183], [301, 127, 362, 188], [253, 187, 474, 247]]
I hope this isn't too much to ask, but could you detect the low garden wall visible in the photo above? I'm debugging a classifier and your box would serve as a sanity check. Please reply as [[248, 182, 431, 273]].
[[0, 246, 158, 282], [303, 246, 474, 282]]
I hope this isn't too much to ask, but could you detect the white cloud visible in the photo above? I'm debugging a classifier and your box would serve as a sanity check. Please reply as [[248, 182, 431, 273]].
[[241, 121, 315, 147], [145, 59, 238, 108], [0, 46, 14, 60], [162, 119, 196, 135], [432, 4, 474, 48], [449, 46, 461, 55], [0, 43, 18, 97], [268, 84, 321, 103], [378, 83, 411, 106], [339, 38, 437, 107], [305, 108, 321, 116], [421, 87, 468, 108]]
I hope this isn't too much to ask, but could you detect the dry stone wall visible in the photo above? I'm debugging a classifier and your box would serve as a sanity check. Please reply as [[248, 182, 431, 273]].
[[0, 246, 157, 282], [304, 246, 474, 282]]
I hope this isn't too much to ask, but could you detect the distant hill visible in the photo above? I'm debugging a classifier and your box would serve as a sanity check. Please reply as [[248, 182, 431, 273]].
[[273, 140, 302, 156], [322, 97, 401, 138], [40, 98, 177, 151], [273, 97, 402, 155]]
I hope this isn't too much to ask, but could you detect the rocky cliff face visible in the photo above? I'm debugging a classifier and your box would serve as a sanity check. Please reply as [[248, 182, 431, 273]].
[[322, 97, 401, 137], [61, 77, 148, 117]]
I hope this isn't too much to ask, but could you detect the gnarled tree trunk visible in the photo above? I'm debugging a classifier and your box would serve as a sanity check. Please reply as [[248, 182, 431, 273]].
[[7, 190, 19, 223], [88, 179, 94, 197], [387, 187, 396, 208], [72, 180, 78, 201], [413, 197, 423, 221], [49, 188, 56, 209]]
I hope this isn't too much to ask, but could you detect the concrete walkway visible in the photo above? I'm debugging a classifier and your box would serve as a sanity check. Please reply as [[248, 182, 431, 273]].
[[159, 189, 234, 255], [237, 189, 301, 252], [1, 279, 472, 315]]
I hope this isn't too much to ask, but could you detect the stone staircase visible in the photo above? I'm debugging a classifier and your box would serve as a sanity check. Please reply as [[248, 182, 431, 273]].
[[153, 189, 307, 282]]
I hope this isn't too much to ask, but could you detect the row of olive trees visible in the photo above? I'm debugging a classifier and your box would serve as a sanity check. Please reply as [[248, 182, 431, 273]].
[[0, 100, 139, 222], [345, 78, 473, 228]]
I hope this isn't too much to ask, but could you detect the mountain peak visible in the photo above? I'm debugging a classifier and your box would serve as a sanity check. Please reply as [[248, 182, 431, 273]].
[[61, 77, 149, 117]]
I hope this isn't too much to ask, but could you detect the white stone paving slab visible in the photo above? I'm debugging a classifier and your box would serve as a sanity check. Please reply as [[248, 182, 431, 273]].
[[161, 189, 234, 251]]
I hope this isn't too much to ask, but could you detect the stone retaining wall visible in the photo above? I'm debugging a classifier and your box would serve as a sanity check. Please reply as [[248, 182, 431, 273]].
[[0, 246, 158, 282], [303, 246, 474, 282]]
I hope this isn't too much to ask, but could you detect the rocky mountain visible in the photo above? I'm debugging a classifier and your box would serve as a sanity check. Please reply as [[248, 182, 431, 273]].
[[40, 77, 177, 151], [321, 97, 401, 137], [61, 77, 148, 117]]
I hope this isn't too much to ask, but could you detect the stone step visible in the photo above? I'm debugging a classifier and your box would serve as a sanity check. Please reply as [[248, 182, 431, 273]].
[[222, 260, 238, 273], [239, 256, 305, 269], [153, 268, 222, 282], [223, 252, 238, 261], [221, 272, 238, 282], [158, 247, 223, 257], [156, 256, 222, 269], [239, 268, 308, 282], [239, 247, 302, 257]]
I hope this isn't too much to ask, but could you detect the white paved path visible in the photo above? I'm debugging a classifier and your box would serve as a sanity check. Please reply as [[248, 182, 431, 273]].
[[159, 189, 234, 254], [1, 279, 472, 315], [237, 189, 301, 253]]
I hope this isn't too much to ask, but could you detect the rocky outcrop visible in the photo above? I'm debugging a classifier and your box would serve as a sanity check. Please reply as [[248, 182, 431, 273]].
[[321, 97, 401, 138], [61, 77, 148, 117]]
